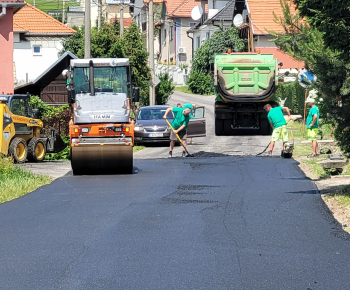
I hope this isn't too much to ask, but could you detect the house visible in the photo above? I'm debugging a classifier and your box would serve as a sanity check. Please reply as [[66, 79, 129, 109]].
[[13, 3, 75, 87], [0, 0, 26, 94], [14, 51, 77, 105], [188, 0, 302, 77], [66, 0, 133, 30], [140, 0, 202, 66]]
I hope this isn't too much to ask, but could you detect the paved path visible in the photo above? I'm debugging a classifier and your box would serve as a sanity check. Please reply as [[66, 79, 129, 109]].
[[2, 92, 349, 289]]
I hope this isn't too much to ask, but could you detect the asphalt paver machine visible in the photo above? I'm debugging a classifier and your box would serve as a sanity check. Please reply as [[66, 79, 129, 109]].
[[65, 58, 140, 175]]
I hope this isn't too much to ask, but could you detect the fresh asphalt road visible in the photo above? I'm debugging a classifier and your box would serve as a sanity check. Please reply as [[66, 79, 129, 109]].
[[1, 92, 350, 289]]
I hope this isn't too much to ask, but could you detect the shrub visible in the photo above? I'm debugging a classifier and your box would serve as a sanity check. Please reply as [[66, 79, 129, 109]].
[[155, 73, 175, 105], [187, 71, 214, 95], [274, 80, 307, 114], [29, 96, 71, 136]]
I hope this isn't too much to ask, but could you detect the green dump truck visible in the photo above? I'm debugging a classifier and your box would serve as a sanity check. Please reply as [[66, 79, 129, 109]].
[[213, 53, 279, 135]]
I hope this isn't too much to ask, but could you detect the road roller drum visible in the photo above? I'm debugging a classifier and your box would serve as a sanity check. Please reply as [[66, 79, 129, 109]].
[[71, 145, 133, 175]]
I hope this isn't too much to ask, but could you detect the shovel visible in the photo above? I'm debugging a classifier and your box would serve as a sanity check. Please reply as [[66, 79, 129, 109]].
[[165, 119, 193, 157]]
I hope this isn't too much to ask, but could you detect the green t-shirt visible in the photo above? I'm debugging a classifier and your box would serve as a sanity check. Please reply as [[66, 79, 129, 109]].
[[307, 105, 319, 129], [267, 107, 287, 129], [171, 107, 190, 131], [183, 103, 193, 109]]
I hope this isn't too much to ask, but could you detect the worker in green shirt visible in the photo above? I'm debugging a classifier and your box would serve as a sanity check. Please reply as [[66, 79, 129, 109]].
[[177, 103, 196, 144], [306, 97, 319, 158], [163, 106, 191, 157], [263, 103, 292, 157]]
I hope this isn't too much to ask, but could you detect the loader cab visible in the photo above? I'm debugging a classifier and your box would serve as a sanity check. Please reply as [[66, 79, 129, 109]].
[[1, 94, 35, 118]]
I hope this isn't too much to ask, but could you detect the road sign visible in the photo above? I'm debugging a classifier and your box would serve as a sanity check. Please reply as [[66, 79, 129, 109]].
[[148, 76, 160, 87], [298, 69, 317, 88]]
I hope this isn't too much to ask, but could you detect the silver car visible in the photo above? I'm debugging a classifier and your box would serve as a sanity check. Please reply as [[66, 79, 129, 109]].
[[134, 105, 206, 144]]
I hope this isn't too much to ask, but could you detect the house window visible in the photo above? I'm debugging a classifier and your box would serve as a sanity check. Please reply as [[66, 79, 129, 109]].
[[190, 23, 196, 28], [206, 32, 210, 39], [33, 45, 42, 56], [170, 26, 173, 41], [196, 36, 200, 49]]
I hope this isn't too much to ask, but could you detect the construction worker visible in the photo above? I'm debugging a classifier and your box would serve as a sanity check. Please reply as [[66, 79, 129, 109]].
[[263, 104, 292, 156], [306, 97, 319, 157], [163, 106, 191, 158], [177, 103, 196, 144]]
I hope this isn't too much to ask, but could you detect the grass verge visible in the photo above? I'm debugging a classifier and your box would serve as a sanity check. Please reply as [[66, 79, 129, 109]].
[[174, 86, 192, 94], [133, 145, 145, 153], [0, 157, 51, 204]]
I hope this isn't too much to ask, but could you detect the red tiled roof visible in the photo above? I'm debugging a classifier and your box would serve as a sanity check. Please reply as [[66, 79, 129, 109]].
[[143, 0, 206, 18], [0, 0, 24, 2], [143, 0, 165, 3], [110, 17, 133, 27], [255, 47, 305, 69], [248, 0, 298, 34], [171, 0, 200, 17], [13, 2, 75, 34]]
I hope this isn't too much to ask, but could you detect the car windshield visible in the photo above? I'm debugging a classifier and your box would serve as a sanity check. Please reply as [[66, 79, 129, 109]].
[[137, 108, 174, 121]]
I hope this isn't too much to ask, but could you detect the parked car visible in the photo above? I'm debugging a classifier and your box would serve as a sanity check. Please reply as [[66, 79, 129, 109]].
[[134, 105, 206, 144]]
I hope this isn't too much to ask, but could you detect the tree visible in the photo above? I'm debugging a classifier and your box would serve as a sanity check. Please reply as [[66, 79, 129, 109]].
[[188, 27, 245, 95], [270, 0, 350, 153], [61, 22, 151, 106]]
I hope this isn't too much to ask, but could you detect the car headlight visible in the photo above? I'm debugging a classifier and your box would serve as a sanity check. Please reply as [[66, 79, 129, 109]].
[[134, 126, 143, 131]]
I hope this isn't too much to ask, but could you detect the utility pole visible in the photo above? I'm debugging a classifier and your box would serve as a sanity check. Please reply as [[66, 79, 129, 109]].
[[84, 0, 91, 58], [120, 0, 124, 37], [148, 0, 155, 105], [62, 0, 65, 24], [97, 0, 101, 29], [57, 0, 59, 20]]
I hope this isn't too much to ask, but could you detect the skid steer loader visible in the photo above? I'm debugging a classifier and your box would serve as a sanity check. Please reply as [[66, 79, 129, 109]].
[[0, 94, 66, 163]]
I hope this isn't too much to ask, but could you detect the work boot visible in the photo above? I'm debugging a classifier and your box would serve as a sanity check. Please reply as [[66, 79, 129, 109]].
[[263, 150, 272, 157], [182, 151, 187, 157], [168, 151, 172, 158]]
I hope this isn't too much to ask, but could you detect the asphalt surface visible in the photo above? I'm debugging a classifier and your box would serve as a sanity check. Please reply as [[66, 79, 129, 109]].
[[2, 92, 350, 289]]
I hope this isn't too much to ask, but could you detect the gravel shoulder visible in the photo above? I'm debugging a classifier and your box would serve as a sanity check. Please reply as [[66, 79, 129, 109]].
[[294, 154, 350, 232]]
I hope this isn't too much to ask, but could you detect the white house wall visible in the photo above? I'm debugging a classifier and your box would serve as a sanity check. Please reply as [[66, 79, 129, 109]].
[[14, 36, 64, 86], [159, 21, 175, 64], [254, 35, 276, 48], [177, 18, 198, 65]]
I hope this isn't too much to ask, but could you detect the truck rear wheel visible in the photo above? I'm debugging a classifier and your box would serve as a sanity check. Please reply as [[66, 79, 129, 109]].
[[215, 119, 224, 136], [28, 138, 46, 162], [9, 137, 28, 163]]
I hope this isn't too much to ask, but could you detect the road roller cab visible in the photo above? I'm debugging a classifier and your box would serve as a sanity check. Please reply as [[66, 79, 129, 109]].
[[0, 94, 66, 163], [65, 58, 140, 175]]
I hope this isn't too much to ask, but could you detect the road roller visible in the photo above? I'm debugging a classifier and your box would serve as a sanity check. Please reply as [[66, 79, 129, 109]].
[[64, 58, 140, 175]]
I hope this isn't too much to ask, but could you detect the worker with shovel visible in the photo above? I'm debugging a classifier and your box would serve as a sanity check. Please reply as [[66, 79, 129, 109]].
[[177, 103, 196, 144], [263, 104, 292, 157], [163, 106, 191, 158]]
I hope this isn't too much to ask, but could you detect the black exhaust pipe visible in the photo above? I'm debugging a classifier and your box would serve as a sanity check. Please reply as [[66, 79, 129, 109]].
[[89, 60, 95, 96]]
